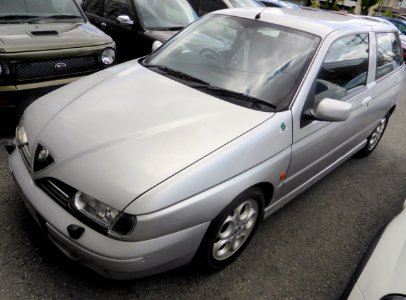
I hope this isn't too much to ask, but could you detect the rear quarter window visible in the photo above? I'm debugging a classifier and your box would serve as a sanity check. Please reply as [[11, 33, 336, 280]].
[[376, 32, 403, 80]]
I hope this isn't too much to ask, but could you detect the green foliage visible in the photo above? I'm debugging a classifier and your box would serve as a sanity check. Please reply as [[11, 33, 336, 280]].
[[311, 0, 320, 8], [382, 10, 394, 17]]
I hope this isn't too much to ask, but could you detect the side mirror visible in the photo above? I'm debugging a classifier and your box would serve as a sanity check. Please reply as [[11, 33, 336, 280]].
[[116, 15, 134, 26], [311, 98, 352, 122], [151, 41, 163, 52]]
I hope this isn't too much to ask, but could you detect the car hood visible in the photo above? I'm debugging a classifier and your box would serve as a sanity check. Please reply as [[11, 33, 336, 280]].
[[0, 22, 112, 53], [24, 61, 272, 210], [355, 207, 406, 298], [144, 30, 178, 42]]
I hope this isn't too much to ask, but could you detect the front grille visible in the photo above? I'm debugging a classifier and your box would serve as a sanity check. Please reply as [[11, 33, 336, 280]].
[[15, 56, 98, 82], [36, 178, 76, 208], [33, 143, 55, 173], [18, 144, 31, 170]]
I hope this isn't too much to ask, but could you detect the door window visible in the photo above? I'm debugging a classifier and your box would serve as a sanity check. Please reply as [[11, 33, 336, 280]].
[[82, 0, 103, 15], [375, 32, 403, 80], [103, 0, 133, 21], [314, 33, 369, 104]]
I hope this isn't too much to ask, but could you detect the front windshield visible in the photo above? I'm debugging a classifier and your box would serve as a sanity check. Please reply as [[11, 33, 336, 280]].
[[136, 0, 198, 30], [228, 0, 264, 7], [0, 0, 82, 22], [144, 15, 320, 110]]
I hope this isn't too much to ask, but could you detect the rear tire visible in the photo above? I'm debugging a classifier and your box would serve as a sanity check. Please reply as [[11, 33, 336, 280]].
[[193, 187, 264, 272], [356, 115, 389, 158]]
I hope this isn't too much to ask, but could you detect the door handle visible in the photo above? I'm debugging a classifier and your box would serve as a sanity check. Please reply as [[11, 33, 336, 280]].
[[362, 96, 372, 106], [101, 22, 107, 30]]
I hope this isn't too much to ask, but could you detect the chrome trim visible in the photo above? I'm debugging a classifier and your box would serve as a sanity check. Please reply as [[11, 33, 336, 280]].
[[46, 180, 70, 199]]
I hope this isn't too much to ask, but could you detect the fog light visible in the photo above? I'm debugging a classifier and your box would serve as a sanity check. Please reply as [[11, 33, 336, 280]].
[[67, 224, 85, 240], [5, 142, 16, 154]]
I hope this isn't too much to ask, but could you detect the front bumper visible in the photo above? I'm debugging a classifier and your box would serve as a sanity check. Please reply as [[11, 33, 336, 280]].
[[8, 145, 209, 279]]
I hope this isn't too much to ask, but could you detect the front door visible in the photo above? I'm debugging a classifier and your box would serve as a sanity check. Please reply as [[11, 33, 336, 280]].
[[281, 32, 373, 198], [83, 0, 143, 62]]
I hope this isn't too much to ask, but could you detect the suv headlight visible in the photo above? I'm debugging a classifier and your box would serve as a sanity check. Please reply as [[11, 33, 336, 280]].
[[101, 48, 116, 66], [71, 191, 136, 237], [0, 61, 9, 80]]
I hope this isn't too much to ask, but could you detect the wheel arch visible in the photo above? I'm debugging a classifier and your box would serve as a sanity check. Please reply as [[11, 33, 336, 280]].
[[388, 105, 396, 116], [250, 182, 274, 208]]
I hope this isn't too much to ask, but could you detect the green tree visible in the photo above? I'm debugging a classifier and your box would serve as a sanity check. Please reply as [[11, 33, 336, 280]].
[[323, 0, 344, 10], [361, 0, 379, 14], [355, 0, 383, 14]]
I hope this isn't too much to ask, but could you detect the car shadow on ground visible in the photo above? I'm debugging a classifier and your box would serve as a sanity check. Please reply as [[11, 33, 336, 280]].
[[0, 108, 17, 138], [0, 97, 38, 138]]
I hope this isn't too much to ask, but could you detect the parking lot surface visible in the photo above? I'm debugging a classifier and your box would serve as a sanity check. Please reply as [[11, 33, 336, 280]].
[[0, 81, 405, 299]]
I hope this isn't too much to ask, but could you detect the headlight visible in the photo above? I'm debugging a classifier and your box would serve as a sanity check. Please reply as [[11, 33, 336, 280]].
[[71, 191, 136, 237], [381, 295, 406, 300], [101, 48, 115, 66], [16, 125, 28, 146]]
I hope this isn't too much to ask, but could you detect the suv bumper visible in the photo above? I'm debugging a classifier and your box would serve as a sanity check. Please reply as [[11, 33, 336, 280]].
[[0, 76, 81, 93]]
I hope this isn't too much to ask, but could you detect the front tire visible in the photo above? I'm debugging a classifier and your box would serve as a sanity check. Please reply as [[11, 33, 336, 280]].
[[194, 187, 264, 272]]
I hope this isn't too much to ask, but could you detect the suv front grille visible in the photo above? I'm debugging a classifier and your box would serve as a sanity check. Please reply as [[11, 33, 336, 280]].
[[15, 56, 98, 82], [36, 178, 76, 208]]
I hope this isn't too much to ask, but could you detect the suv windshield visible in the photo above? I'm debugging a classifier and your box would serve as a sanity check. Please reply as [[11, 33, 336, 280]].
[[144, 15, 320, 111], [228, 0, 264, 7], [136, 0, 198, 30], [0, 0, 83, 23]]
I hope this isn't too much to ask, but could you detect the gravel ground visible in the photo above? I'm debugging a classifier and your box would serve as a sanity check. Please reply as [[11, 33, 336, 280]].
[[0, 82, 405, 300]]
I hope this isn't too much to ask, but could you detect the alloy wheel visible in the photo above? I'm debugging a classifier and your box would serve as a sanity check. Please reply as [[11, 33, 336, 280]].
[[212, 199, 258, 261], [367, 118, 387, 151]]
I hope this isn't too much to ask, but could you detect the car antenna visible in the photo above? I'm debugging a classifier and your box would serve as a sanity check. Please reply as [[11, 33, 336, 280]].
[[255, 7, 267, 20]]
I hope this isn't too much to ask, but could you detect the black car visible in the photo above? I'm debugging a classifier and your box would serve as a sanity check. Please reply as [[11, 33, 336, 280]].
[[82, 0, 198, 61], [188, 0, 263, 16]]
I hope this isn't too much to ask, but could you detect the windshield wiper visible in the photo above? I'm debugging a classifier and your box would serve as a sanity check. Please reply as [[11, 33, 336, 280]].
[[145, 64, 210, 85], [163, 26, 184, 31], [28, 14, 82, 23], [190, 84, 277, 110], [0, 15, 39, 23], [0, 15, 38, 19], [148, 26, 185, 31]]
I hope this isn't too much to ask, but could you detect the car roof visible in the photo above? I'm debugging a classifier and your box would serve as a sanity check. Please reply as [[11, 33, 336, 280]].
[[213, 7, 395, 37], [261, 0, 297, 5], [261, 0, 297, 8], [359, 16, 398, 28]]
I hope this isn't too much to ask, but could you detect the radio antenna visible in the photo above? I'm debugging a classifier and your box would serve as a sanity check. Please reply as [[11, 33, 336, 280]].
[[255, 7, 267, 20]]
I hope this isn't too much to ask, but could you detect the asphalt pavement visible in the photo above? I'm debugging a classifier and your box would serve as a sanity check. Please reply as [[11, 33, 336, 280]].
[[0, 82, 405, 299]]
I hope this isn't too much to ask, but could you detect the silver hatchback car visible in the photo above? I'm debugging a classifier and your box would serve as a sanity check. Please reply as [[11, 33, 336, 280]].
[[7, 8, 405, 279]]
